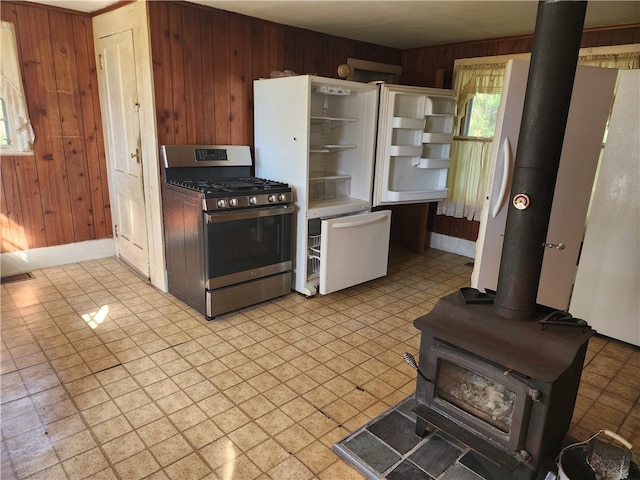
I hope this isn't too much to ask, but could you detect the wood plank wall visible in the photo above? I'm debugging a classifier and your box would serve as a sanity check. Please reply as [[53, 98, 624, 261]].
[[147, 1, 402, 150], [0, 1, 110, 253], [401, 24, 640, 241], [1, 0, 636, 256]]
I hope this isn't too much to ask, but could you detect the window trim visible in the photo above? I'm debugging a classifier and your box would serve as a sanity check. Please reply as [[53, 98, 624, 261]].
[[0, 20, 35, 156]]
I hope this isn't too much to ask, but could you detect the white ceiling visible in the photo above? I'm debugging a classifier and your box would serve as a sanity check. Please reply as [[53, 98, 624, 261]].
[[27, 0, 640, 49]]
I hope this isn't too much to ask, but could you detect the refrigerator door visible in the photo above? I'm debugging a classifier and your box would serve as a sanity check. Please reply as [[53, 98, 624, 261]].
[[319, 210, 391, 294], [471, 60, 529, 295], [472, 60, 617, 310], [373, 84, 455, 206]]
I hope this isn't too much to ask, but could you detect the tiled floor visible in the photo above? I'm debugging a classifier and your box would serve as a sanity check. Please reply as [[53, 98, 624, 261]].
[[1, 244, 638, 480]]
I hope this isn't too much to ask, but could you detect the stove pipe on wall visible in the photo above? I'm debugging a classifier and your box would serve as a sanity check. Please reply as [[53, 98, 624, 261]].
[[494, 0, 588, 320]]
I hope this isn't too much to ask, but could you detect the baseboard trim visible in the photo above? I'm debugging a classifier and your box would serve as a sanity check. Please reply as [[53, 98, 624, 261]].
[[429, 232, 476, 258], [1, 239, 116, 276]]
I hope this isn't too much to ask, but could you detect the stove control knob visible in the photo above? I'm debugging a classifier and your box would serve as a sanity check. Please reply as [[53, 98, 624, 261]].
[[268, 194, 276, 203], [229, 198, 238, 207], [249, 196, 258, 205], [278, 194, 287, 202], [217, 199, 228, 208]]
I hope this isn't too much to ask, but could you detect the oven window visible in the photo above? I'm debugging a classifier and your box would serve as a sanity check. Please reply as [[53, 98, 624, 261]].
[[436, 359, 516, 434], [206, 212, 292, 278]]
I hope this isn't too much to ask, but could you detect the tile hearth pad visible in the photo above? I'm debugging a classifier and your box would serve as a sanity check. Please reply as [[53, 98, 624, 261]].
[[333, 395, 577, 480]]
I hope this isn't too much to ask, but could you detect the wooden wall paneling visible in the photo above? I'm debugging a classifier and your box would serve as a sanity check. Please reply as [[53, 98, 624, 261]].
[[50, 10, 94, 242], [267, 25, 284, 74], [228, 16, 253, 146], [16, 4, 74, 247], [211, 12, 231, 145], [200, 10, 216, 145], [252, 23, 270, 83], [73, 14, 110, 239], [329, 36, 350, 77], [0, 158, 28, 252], [610, 26, 640, 44], [182, 5, 204, 145], [168, 3, 187, 144], [293, 30, 306, 73], [13, 156, 47, 249], [148, 2, 175, 146]]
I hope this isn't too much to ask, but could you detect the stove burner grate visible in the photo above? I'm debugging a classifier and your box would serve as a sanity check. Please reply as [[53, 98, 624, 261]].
[[168, 177, 287, 194]]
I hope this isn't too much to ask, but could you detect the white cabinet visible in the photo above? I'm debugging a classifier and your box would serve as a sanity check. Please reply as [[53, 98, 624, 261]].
[[373, 85, 456, 205]]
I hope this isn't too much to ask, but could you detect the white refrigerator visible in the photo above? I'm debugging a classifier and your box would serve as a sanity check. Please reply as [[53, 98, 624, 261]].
[[254, 75, 455, 296], [471, 59, 617, 310]]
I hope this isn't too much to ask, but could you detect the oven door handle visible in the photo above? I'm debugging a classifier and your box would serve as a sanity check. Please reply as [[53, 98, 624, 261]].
[[205, 205, 293, 223]]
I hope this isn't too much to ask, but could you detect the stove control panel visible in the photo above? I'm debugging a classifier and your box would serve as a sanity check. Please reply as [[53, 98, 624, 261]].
[[204, 191, 292, 211]]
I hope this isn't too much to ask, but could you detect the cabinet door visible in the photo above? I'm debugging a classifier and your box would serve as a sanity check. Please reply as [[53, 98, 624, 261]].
[[319, 210, 391, 294]]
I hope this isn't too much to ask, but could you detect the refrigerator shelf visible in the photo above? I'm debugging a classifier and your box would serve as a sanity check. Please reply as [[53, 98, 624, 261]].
[[423, 132, 454, 143], [389, 145, 423, 157], [391, 117, 426, 130], [384, 188, 448, 203], [309, 144, 357, 154], [412, 158, 451, 169], [426, 96, 456, 116], [310, 116, 358, 129]]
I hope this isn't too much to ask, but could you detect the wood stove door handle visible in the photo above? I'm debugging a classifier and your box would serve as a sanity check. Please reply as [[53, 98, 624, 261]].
[[492, 138, 512, 219]]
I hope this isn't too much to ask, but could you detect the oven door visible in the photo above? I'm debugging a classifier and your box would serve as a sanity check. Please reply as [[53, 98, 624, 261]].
[[204, 205, 293, 289]]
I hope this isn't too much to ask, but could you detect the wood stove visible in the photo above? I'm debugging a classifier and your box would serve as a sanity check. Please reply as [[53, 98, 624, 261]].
[[413, 294, 593, 479], [411, 2, 596, 479]]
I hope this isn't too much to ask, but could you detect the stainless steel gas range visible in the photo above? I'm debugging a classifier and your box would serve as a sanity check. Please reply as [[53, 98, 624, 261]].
[[161, 145, 294, 319]]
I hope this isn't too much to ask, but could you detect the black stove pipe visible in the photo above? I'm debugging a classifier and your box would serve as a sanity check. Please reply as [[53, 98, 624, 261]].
[[494, 0, 588, 320]]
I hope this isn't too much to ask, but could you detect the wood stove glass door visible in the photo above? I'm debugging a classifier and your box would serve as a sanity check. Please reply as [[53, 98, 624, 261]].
[[428, 340, 532, 452]]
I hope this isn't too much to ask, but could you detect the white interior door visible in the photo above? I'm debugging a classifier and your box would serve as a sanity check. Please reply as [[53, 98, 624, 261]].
[[98, 30, 149, 277], [536, 64, 617, 308], [319, 210, 391, 294], [570, 70, 640, 346]]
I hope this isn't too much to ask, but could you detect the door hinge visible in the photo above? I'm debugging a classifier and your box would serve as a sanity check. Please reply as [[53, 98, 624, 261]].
[[98, 54, 103, 70], [114, 224, 118, 237]]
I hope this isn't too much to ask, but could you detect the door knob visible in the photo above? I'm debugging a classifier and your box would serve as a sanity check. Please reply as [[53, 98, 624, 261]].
[[543, 242, 565, 250], [131, 149, 141, 163]]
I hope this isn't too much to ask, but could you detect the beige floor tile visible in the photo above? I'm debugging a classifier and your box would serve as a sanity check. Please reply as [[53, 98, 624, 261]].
[[2, 250, 639, 480], [267, 455, 314, 480], [164, 452, 212, 480], [149, 433, 192, 467], [245, 439, 290, 472], [114, 449, 162, 480], [61, 447, 109, 479]]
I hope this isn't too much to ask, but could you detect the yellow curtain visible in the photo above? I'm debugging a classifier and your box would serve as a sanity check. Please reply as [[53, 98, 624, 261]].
[[578, 52, 639, 69], [452, 63, 506, 134], [437, 138, 492, 220], [438, 63, 505, 220]]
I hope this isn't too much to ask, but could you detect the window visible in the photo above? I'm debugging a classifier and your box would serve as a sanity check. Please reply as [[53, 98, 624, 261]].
[[0, 98, 10, 146], [0, 21, 34, 155], [463, 93, 501, 138]]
